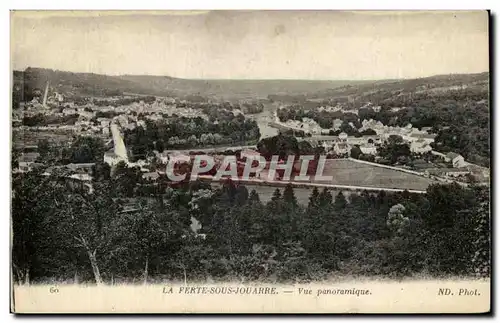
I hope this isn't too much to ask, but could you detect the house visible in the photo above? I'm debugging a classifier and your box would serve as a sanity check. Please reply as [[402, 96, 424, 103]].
[[321, 141, 335, 152], [362, 135, 382, 144], [445, 152, 466, 168], [137, 120, 147, 128], [338, 132, 348, 142], [78, 111, 94, 120], [134, 159, 148, 167], [410, 139, 432, 154], [466, 164, 490, 181], [240, 149, 261, 160], [65, 163, 95, 174], [444, 168, 471, 177], [116, 115, 129, 126], [332, 119, 343, 130], [104, 150, 126, 166], [62, 107, 77, 116], [409, 133, 437, 144], [360, 144, 377, 155], [334, 142, 350, 155], [69, 173, 93, 181], [124, 123, 137, 131], [303, 136, 337, 147], [412, 159, 432, 172], [17, 152, 41, 172], [158, 151, 170, 164], [75, 120, 91, 127], [100, 120, 111, 128], [142, 172, 160, 181]]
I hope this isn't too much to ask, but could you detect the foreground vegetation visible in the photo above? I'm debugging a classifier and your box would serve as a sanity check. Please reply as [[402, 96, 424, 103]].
[[12, 171, 490, 285]]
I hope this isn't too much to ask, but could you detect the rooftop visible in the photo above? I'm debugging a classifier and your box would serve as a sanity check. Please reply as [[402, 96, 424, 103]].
[[19, 152, 40, 162], [410, 133, 437, 139], [104, 151, 117, 157], [446, 152, 463, 159]]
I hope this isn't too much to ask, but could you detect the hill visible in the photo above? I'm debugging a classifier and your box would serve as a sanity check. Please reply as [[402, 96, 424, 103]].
[[308, 72, 489, 105], [117, 74, 375, 101], [12, 67, 489, 109], [12, 67, 376, 103]]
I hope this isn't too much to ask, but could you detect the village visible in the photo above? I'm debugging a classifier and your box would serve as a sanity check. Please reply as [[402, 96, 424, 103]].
[[13, 83, 489, 191]]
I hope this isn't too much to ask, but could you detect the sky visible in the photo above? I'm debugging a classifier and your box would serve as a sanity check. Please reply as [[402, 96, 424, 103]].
[[10, 10, 489, 80]]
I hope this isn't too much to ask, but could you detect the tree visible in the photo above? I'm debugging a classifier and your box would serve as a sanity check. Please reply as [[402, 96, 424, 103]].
[[283, 184, 297, 207], [112, 162, 142, 197], [308, 187, 320, 210], [350, 145, 362, 159], [235, 185, 249, 206], [249, 189, 260, 204], [37, 139, 51, 161], [388, 135, 404, 145], [12, 173, 54, 283], [271, 188, 282, 202], [470, 190, 490, 277], [92, 162, 111, 181], [334, 191, 347, 209], [70, 136, 106, 164], [318, 188, 333, 208], [56, 183, 122, 284], [387, 204, 409, 235]]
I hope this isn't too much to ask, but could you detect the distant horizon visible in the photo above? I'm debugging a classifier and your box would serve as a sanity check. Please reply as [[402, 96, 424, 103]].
[[14, 66, 490, 82]]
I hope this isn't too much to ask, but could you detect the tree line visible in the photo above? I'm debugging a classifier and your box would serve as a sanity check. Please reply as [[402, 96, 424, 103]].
[[12, 169, 490, 284], [124, 116, 260, 160]]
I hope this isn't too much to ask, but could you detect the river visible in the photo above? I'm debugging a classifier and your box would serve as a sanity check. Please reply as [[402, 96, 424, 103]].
[[247, 105, 280, 140]]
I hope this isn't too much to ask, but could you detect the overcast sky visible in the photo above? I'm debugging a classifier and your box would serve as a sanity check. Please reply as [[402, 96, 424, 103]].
[[11, 10, 489, 80]]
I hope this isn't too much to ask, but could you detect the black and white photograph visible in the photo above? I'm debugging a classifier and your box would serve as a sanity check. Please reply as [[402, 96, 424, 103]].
[[9, 9, 491, 313]]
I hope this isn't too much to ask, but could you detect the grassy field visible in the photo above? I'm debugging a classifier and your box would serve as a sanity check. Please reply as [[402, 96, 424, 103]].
[[213, 159, 437, 204], [304, 159, 438, 191]]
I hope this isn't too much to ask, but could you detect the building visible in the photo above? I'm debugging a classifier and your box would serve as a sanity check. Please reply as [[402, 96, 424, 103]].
[[409, 133, 437, 144], [445, 152, 466, 168], [410, 139, 433, 154], [466, 164, 490, 181], [62, 107, 77, 116], [18, 152, 41, 172], [158, 151, 170, 164], [98, 117, 111, 125], [142, 172, 160, 181], [65, 163, 95, 174], [69, 173, 93, 181], [346, 135, 381, 146], [334, 142, 350, 155], [301, 136, 337, 148], [444, 168, 471, 177], [104, 151, 122, 166], [321, 141, 335, 152], [116, 115, 130, 126], [360, 144, 377, 155], [78, 111, 94, 120], [240, 149, 261, 160]]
